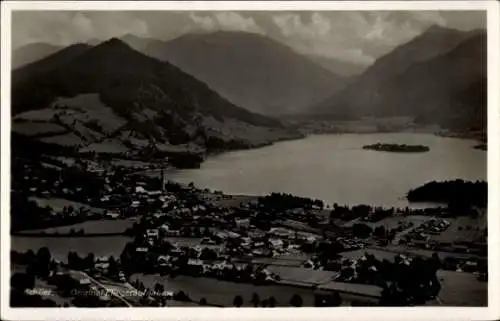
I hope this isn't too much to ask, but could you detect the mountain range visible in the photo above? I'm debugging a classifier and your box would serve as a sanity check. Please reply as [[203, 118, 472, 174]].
[[11, 38, 301, 160], [12, 43, 63, 69], [122, 31, 348, 116], [13, 32, 366, 116], [11, 25, 487, 144], [314, 26, 486, 131]]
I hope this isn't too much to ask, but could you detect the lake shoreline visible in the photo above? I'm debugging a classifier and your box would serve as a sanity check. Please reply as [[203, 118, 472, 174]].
[[165, 133, 486, 208]]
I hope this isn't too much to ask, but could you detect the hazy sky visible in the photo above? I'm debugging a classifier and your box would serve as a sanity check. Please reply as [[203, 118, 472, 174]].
[[12, 11, 485, 65]]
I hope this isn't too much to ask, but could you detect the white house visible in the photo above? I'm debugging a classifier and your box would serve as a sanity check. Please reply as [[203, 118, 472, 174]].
[[269, 238, 284, 249], [105, 210, 120, 219]]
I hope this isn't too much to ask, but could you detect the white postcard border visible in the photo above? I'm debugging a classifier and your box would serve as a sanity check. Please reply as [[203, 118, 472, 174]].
[[1, 1, 499, 320]]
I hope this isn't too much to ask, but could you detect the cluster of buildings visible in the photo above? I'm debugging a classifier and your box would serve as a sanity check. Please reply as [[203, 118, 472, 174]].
[[401, 218, 451, 244]]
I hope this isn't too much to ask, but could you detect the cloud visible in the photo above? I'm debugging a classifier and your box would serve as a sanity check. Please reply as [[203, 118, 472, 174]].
[[272, 12, 377, 64], [273, 13, 331, 38], [412, 11, 447, 26], [188, 12, 215, 30], [119, 18, 149, 37], [12, 11, 485, 65], [72, 13, 94, 37], [214, 12, 264, 33], [270, 11, 467, 64], [188, 12, 264, 34], [12, 11, 150, 48]]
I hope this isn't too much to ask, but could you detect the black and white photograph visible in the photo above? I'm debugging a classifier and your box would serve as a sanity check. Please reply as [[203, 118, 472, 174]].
[[1, 1, 499, 320]]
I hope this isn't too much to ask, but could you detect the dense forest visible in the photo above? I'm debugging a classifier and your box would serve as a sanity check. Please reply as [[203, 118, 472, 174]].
[[407, 180, 487, 208]]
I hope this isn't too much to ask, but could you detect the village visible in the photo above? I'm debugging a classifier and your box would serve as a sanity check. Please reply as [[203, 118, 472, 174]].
[[10, 156, 488, 307]]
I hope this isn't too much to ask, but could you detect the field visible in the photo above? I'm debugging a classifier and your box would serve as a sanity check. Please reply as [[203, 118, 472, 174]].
[[249, 258, 303, 267], [208, 195, 259, 208], [40, 133, 84, 147], [28, 197, 104, 213], [11, 235, 131, 262], [53, 94, 127, 133], [278, 219, 320, 234], [342, 214, 430, 229], [378, 245, 483, 260], [13, 108, 57, 122], [33, 277, 74, 307], [164, 237, 221, 251], [339, 248, 400, 261], [132, 274, 317, 307], [265, 266, 337, 286], [430, 215, 486, 244], [318, 281, 382, 299], [27, 219, 135, 234], [12, 122, 67, 137], [435, 270, 487, 306], [79, 139, 129, 154], [274, 252, 312, 262]]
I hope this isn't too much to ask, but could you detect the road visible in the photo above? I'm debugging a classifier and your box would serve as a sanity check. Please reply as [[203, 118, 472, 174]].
[[69, 270, 134, 307]]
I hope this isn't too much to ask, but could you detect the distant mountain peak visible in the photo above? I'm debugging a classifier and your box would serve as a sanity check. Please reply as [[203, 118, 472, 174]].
[[99, 37, 130, 48], [423, 24, 460, 35], [87, 37, 139, 58], [12, 42, 64, 69], [11, 36, 298, 152], [313, 25, 485, 132], [143, 31, 346, 115]]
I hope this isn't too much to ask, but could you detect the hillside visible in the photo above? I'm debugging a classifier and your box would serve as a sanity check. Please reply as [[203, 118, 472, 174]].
[[12, 43, 62, 69], [126, 31, 346, 116], [314, 26, 485, 131], [11, 38, 301, 162], [12, 44, 92, 88], [380, 32, 486, 131]]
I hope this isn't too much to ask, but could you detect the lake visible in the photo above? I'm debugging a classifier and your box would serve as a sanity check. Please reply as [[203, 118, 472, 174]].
[[11, 133, 485, 262], [167, 133, 486, 208]]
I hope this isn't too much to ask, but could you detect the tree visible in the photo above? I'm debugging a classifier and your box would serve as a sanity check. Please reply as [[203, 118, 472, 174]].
[[352, 223, 373, 239], [268, 296, 277, 307], [373, 226, 387, 239], [173, 290, 190, 302], [331, 292, 342, 307], [36, 247, 52, 277], [199, 298, 207, 306], [289, 294, 303, 307], [24, 250, 36, 265], [251, 292, 260, 307], [233, 295, 243, 307], [108, 256, 119, 277], [154, 283, 165, 296], [200, 248, 217, 261], [85, 253, 95, 270], [11, 273, 35, 291]]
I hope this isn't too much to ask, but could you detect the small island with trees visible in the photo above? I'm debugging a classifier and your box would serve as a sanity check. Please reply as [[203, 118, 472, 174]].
[[363, 143, 430, 153]]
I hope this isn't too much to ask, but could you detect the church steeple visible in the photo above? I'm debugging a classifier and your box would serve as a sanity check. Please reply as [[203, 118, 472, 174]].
[[160, 167, 166, 192]]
